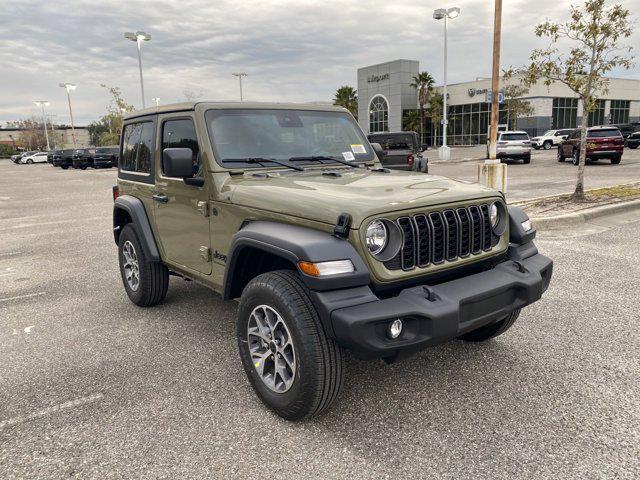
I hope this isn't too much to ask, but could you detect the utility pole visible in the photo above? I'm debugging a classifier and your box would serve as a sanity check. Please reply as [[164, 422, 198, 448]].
[[34, 101, 51, 150], [232, 73, 247, 101], [479, 0, 507, 191]]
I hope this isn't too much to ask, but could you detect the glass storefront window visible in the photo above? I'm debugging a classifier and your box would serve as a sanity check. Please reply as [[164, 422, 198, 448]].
[[610, 100, 630, 124], [552, 98, 578, 129], [587, 99, 606, 127], [369, 96, 388, 133]]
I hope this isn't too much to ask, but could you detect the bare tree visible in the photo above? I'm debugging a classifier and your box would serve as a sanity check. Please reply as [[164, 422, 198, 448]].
[[512, 0, 633, 200]]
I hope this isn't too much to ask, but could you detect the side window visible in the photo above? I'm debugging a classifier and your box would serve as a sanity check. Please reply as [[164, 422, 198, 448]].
[[162, 118, 201, 177], [121, 122, 154, 174]]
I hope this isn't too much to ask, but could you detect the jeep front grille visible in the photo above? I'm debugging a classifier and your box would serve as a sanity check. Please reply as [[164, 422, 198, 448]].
[[384, 203, 497, 271]]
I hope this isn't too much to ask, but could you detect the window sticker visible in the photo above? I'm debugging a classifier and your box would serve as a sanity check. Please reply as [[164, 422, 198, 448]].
[[350, 144, 366, 154], [342, 151, 355, 161]]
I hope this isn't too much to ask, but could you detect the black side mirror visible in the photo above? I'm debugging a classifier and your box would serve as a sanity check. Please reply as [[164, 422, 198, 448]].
[[163, 147, 195, 177], [421, 143, 428, 151], [370, 142, 386, 160]]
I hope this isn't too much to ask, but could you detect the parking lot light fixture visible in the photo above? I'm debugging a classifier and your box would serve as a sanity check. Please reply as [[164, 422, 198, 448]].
[[59, 83, 78, 148], [232, 72, 248, 101], [433, 6, 460, 161], [124, 31, 151, 109], [34, 101, 51, 151], [152, 97, 160, 107]]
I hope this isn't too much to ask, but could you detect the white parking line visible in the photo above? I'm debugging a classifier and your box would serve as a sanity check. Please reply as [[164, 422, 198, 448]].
[[0, 292, 46, 303], [0, 393, 104, 430], [0, 267, 16, 277], [0, 251, 23, 257]]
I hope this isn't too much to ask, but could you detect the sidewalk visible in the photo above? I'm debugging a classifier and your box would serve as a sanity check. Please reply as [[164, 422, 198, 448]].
[[427, 145, 485, 164]]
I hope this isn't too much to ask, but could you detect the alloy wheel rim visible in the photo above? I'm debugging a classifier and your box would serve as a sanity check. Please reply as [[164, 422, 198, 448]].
[[247, 305, 296, 393], [122, 240, 140, 291]]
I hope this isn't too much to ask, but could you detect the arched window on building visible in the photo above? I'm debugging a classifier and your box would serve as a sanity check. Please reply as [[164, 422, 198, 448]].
[[369, 95, 389, 133]]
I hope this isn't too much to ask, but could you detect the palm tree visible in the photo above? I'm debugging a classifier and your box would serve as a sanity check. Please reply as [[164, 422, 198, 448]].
[[333, 86, 358, 119], [402, 110, 421, 134], [410, 72, 435, 143]]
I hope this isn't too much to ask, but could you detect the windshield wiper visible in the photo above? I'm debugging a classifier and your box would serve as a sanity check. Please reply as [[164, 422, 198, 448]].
[[288, 155, 364, 169], [221, 157, 304, 171]]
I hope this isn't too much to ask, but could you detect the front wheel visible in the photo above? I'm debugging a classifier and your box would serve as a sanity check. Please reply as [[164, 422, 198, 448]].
[[237, 270, 344, 420], [27, 159, 34, 164], [543, 140, 552, 150], [118, 224, 168, 307], [459, 310, 521, 342]]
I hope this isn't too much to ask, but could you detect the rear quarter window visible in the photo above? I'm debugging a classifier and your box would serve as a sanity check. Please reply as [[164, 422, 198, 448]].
[[121, 122, 154, 174]]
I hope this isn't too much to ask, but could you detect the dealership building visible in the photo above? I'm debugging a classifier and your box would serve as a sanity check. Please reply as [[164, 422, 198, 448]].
[[357, 59, 640, 146]]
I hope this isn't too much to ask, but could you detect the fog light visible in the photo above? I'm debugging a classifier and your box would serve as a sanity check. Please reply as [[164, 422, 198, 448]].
[[388, 319, 403, 339]]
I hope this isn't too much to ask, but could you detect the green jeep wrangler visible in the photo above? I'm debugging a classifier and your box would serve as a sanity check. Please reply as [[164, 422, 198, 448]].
[[113, 102, 553, 420]]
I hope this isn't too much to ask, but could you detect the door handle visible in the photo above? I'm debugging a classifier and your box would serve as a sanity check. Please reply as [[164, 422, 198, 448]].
[[153, 194, 169, 203]]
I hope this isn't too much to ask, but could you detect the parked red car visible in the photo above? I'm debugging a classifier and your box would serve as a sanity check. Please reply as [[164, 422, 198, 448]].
[[557, 126, 624, 165]]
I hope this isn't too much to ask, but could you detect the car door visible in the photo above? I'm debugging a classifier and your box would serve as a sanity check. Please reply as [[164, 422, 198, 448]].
[[152, 114, 212, 275], [35, 153, 47, 163]]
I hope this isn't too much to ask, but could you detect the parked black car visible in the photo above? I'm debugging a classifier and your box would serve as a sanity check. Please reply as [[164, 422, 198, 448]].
[[366, 131, 427, 172], [93, 146, 119, 168], [611, 124, 637, 140], [53, 149, 75, 169], [626, 132, 640, 149], [72, 148, 96, 169]]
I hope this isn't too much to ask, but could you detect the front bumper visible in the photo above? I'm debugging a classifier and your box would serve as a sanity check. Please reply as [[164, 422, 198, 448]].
[[318, 249, 552, 358]]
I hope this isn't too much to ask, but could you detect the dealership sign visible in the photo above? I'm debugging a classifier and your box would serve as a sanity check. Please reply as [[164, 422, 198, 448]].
[[367, 73, 389, 83]]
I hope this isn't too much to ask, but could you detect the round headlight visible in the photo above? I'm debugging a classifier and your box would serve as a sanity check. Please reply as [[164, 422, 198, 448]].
[[365, 220, 387, 255], [489, 202, 499, 229]]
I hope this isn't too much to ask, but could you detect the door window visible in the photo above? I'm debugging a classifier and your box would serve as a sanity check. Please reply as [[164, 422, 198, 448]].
[[121, 122, 154, 174], [162, 119, 201, 177]]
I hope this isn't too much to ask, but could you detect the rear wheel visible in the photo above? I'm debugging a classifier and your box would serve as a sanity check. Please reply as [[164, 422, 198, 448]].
[[523, 154, 531, 164], [611, 154, 622, 165], [557, 147, 565, 162], [459, 310, 521, 342], [237, 270, 344, 420], [118, 224, 168, 307], [572, 149, 580, 166]]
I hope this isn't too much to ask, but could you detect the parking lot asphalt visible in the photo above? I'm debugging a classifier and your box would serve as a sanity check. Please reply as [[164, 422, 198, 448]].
[[1, 161, 639, 479], [430, 146, 640, 202]]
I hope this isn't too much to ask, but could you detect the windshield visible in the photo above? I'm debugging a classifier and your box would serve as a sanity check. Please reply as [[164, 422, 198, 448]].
[[205, 109, 374, 168], [587, 129, 621, 138], [368, 134, 416, 151], [542, 131, 554, 136]]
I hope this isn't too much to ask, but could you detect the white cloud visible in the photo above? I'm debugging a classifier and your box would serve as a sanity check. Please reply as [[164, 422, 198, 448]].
[[1, 0, 638, 126]]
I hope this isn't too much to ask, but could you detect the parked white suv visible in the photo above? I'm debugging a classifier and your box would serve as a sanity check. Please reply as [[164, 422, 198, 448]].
[[487, 131, 532, 164], [20, 152, 49, 164], [531, 129, 573, 150]]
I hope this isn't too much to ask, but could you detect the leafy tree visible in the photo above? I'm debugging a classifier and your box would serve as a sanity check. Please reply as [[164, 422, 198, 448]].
[[333, 86, 358, 119], [0, 144, 17, 157], [402, 109, 421, 133], [15, 117, 62, 150], [410, 72, 435, 144], [511, 0, 634, 200], [503, 83, 534, 130], [89, 85, 136, 146]]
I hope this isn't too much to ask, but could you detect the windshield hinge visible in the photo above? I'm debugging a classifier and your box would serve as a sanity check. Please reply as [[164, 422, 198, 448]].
[[333, 213, 351, 238], [200, 246, 212, 262]]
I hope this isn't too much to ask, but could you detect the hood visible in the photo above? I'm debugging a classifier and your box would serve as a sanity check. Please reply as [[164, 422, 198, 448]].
[[221, 168, 499, 228]]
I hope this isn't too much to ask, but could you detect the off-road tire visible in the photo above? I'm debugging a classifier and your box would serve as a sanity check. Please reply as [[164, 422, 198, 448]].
[[610, 154, 622, 165], [118, 224, 168, 307], [557, 147, 565, 162], [543, 140, 552, 150], [458, 309, 521, 342], [237, 270, 344, 421]]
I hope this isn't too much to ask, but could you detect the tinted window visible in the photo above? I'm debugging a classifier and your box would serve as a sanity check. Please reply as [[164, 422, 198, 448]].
[[587, 129, 621, 138], [162, 119, 201, 176], [121, 122, 154, 173], [500, 133, 529, 141], [96, 147, 118, 154], [369, 134, 415, 151]]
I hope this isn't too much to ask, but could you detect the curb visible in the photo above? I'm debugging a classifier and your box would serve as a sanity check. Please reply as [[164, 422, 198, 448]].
[[531, 198, 640, 230]]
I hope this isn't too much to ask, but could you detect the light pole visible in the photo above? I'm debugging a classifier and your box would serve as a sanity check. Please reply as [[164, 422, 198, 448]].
[[433, 6, 460, 161], [59, 83, 77, 148], [152, 97, 160, 107], [232, 72, 248, 101], [124, 31, 151, 109], [34, 101, 51, 151]]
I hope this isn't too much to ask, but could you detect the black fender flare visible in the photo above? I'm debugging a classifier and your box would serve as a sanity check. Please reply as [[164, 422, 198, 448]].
[[223, 221, 371, 300], [113, 195, 161, 262]]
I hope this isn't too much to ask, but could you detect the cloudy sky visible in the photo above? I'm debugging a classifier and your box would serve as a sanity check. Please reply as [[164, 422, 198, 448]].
[[1, 0, 638, 126]]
